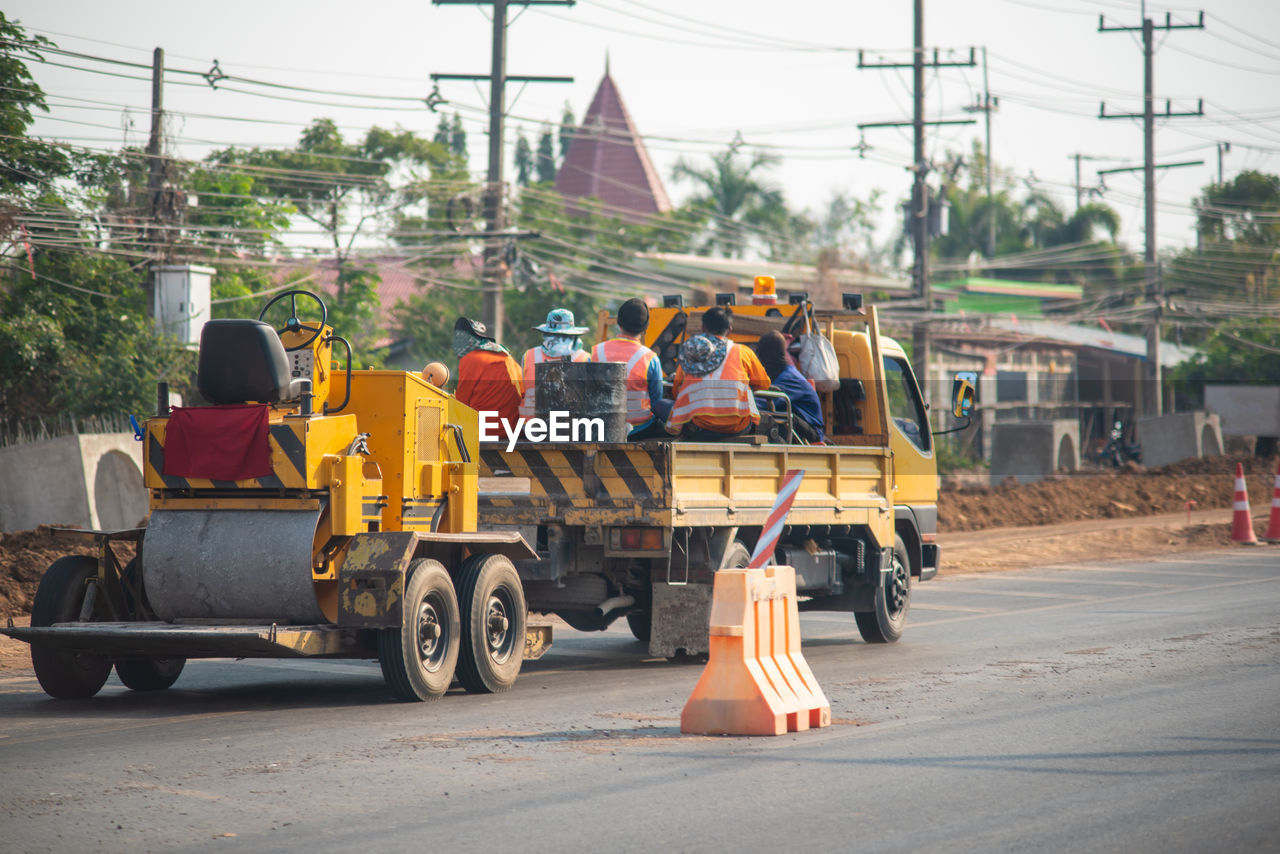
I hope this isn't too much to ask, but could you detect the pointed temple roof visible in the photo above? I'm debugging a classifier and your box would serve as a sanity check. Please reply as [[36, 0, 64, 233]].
[[555, 70, 671, 221]]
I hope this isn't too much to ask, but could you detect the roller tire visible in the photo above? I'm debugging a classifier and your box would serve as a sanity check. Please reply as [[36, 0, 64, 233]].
[[456, 553, 526, 694], [378, 560, 460, 702], [854, 535, 912, 644], [30, 556, 111, 699], [115, 558, 186, 691]]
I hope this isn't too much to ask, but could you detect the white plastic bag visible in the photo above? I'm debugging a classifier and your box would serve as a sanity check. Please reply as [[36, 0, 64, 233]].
[[796, 307, 840, 392]]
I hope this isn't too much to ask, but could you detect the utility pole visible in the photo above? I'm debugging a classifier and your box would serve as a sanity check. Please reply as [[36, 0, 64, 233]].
[[1068, 153, 1112, 211], [432, 0, 574, 344], [1099, 9, 1204, 416], [1216, 141, 1231, 185], [857, 1, 974, 402], [963, 47, 998, 257], [145, 47, 164, 318]]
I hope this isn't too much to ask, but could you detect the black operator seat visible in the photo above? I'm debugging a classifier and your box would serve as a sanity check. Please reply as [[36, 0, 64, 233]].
[[197, 319, 304, 405]]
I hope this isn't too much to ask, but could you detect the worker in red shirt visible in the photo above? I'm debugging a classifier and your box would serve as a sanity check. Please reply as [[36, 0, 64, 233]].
[[453, 316, 523, 425]]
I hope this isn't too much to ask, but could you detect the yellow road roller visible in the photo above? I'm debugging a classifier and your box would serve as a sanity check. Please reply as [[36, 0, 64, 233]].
[[2, 290, 543, 701]]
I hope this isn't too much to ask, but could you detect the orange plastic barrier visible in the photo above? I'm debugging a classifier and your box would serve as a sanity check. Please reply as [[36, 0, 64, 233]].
[[680, 565, 831, 736]]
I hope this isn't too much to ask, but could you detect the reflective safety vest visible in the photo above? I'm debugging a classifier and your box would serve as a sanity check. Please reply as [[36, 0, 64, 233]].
[[591, 338, 658, 427], [668, 343, 761, 430], [520, 346, 590, 417]]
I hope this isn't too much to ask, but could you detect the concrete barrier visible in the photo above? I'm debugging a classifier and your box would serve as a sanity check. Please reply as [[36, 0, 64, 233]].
[[1136, 411, 1223, 468], [0, 433, 148, 533], [990, 420, 1079, 484], [1204, 385, 1280, 437]]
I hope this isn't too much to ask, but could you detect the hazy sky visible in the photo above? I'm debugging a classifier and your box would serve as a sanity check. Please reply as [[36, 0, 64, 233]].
[[10, 0, 1280, 258]]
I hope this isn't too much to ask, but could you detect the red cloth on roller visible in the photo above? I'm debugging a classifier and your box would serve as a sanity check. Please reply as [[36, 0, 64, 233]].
[[163, 404, 273, 481]]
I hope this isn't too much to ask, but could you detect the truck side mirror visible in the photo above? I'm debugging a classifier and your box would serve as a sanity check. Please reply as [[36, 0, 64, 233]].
[[951, 371, 977, 419]]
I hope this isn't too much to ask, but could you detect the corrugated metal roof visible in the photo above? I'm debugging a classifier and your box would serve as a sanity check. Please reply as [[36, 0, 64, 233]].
[[982, 316, 1200, 367]]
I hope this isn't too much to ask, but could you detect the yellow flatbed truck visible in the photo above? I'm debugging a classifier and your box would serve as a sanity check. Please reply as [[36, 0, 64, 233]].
[[479, 297, 966, 656]]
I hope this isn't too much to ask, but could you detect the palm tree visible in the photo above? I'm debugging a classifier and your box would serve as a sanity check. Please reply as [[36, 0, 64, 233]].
[[671, 144, 787, 258]]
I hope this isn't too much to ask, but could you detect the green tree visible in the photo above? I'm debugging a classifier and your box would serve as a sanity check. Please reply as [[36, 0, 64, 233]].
[[1171, 318, 1280, 406], [559, 103, 576, 161], [0, 13, 70, 197], [671, 144, 789, 258], [536, 126, 557, 185], [812, 189, 883, 259], [212, 120, 453, 365], [929, 144, 1128, 290], [449, 114, 467, 161], [1169, 170, 1280, 305], [514, 133, 532, 186], [390, 179, 699, 369], [185, 165, 296, 255], [0, 248, 197, 420]]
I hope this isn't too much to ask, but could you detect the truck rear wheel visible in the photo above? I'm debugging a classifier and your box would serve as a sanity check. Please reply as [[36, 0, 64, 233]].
[[379, 559, 460, 701], [855, 535, 911, 643], [456, 554, 526, 694], [625, 611, 651, 642], [30, 556, 111, 699], [724, 541, 751, 569], [115, 658, 185, 691]]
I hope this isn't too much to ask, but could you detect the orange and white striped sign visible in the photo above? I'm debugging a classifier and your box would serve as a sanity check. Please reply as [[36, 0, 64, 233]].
[[749, 469, 804, 568]]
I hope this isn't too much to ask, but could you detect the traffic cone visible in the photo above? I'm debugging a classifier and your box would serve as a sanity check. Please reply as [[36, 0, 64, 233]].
[[1230, 462, 1259, 545], [1263, 461, 1280, 544]]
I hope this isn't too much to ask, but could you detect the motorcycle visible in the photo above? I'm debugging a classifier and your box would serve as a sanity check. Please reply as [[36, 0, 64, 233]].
[[1093, 420, 1143, 468]]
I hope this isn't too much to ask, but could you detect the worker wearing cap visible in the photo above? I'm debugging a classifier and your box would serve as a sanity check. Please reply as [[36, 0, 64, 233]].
[[453, 317, 523, 426], [592, 298, 671, 440], [519, 308, 591, 418], [666, 306, 770, 440]]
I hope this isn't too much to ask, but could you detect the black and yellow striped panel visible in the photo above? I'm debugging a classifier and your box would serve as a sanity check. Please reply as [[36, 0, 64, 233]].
[[146, 422, 308, 490], [401, 497, 445, 528], [362, 498, 385, 525], [478, 445, 667, 510]]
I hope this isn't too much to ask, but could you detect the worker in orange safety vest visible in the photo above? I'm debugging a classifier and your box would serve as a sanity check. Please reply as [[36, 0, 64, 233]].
[[666, 306, 770, 440], [519, 307, 591, 417], [591, 298, 672, 440]]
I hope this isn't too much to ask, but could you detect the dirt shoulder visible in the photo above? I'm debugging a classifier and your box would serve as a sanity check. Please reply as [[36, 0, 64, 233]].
[[941, 508, 1248, 574]]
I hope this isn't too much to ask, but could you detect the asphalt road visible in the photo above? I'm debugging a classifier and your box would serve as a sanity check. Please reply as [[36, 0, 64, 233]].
[[1, 548, 1277, 854]]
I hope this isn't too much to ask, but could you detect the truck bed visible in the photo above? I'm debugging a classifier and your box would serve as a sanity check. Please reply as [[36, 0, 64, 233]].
[[477, 441, 893, 532]]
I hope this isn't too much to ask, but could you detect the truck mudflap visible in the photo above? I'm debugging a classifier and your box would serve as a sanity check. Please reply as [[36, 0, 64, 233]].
[[920, 544, 940, 581]]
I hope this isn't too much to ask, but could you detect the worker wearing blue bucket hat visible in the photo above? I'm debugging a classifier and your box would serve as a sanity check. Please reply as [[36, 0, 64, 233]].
[[519, 308, 592, 417]]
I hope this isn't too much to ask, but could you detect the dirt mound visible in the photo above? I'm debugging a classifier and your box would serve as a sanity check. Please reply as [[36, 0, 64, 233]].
[[941, 455, 1278, 532], [0, 526, 134, 619]]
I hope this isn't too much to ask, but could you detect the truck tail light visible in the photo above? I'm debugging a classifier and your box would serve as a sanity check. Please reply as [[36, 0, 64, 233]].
[[612, 527, 663, 551]]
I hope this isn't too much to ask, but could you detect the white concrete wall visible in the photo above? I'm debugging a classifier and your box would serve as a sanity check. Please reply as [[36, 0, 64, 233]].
[[1204, 385, 1280, 436], [0, 433, 147, 533]]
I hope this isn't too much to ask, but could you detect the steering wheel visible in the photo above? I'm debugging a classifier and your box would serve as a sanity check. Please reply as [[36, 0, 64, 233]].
[[258, 289, 328, 352]]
